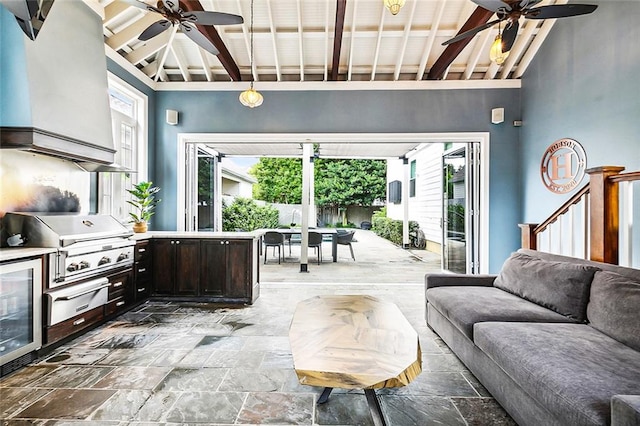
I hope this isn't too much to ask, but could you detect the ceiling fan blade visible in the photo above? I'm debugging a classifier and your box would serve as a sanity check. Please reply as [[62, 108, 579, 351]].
[[442, 19, 502, 46], [179, 22, 220, 55], [0, 0, 38, 21], [501, 20, 519, 52], [120, 0, 164, 15], [525, 4, 598, 20], [183, 11, 244, 26], [139, 20, 172, 41], [471, 0, 511, 12], [162, 0, 181, 14]]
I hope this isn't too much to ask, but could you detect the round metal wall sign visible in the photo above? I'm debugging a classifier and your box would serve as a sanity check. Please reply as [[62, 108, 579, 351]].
[[540, 138, 587, 194]]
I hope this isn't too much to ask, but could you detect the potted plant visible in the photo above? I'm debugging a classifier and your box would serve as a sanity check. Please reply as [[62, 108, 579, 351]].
[[126, 181, 161, 233]]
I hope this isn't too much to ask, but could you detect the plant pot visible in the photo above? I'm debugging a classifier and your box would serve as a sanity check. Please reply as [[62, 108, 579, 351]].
[[133, 221, 148, 233]]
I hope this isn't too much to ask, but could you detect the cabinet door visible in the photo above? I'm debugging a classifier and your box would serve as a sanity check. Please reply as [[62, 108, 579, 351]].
[[174, 240, 201, 296], [200, 240, 226, 296], [152, 240, 175, 295], [226, 240, 251, 298]]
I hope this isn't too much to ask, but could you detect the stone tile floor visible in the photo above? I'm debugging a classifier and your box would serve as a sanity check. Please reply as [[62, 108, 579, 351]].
[[0, 282, 516, 425]]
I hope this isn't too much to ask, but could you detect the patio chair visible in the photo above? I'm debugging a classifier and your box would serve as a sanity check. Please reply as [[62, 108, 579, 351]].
[[278, 226, 292, 256], [264, 231, 285, 264], [308, 231, 323, 264], [337, 230, 356, 261]]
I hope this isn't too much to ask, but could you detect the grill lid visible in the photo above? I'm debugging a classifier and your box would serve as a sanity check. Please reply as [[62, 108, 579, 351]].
[[2, 212, 133, 248]]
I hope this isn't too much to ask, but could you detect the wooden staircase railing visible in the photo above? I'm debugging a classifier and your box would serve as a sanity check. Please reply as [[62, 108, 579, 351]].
[[521, 166, 639, 265]]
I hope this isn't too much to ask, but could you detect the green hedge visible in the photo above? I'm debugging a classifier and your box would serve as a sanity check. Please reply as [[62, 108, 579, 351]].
[[222, 198, 279, 231], [372, 208, 419, 245]]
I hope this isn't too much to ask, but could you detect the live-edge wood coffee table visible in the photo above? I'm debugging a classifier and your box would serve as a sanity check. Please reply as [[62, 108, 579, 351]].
[[289, 295, 422, 426]]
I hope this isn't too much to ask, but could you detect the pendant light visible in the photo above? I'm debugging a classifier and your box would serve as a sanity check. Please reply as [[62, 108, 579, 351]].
[[384, 0, 405, 15], [239, 0, 263, 108], [489, 21, 510, 65]]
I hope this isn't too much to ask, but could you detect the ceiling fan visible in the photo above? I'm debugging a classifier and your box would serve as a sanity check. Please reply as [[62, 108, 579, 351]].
[[442, 0, 598, 54], [122, 0, 244, 55]]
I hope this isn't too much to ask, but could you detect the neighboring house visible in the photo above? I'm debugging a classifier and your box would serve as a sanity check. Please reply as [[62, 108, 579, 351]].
[[221, 159, 256, 199]]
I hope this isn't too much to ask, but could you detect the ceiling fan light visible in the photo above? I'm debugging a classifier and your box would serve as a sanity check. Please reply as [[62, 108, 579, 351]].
[[384, 0, 405, 15], [239, 87, 264, 108], [490, 34, 510, 65]]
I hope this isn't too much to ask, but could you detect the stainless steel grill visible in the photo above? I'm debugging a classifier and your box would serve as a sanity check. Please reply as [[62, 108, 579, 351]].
[[2, 212, 135, 288]]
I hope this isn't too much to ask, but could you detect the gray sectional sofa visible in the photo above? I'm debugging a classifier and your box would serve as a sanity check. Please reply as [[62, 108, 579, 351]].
[[425, 249, 640, 426]]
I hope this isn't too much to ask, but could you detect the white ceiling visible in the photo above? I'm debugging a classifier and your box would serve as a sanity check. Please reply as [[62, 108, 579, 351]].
[[100, 0, 570, 87]]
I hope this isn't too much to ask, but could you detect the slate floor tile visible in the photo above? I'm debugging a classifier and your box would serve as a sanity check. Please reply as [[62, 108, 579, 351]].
[[92, 367, 171, 390], [0, 366, 57, 388], [30, 366, 114, 389], [315, 393, 374, 425], [154, 367, 228, 391], [380, 394, 467, 426], [133, 391, 180, 422], [0, 387, 51, 418], [13, 388, 116, 420], [452, 397, 518, 426], [218, 368, 289, 392], [89, 389, 152, 421], [40, 348, 111, 365], [236, 392, 314, 425], [164, 391, 245, 424]]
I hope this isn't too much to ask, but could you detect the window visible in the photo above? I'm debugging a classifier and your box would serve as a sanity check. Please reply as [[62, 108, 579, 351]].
[[99, 74, 147, 223], [410, 159, 416, 197]]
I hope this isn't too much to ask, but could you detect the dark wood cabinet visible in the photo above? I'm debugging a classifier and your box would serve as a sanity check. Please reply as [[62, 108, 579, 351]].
[[200, 238, 259, 303], [134, 240, 152, 301], [151, 239, 201, 296]]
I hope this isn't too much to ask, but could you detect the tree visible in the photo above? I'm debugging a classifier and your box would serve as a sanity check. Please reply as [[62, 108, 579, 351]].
[[250, 157, 386, 209], [250, 158, 302, 203]]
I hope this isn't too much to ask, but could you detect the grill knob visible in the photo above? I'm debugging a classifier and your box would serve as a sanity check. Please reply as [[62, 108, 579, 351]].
[[98, 256, 111, 266], [117, 253, 129, 262], [79, 261, 90, 269], [67, 263, 79, 272]]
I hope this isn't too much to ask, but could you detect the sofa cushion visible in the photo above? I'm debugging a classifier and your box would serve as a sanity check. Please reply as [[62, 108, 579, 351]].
[[494, 252, 599, 322], [587, 270, 640, 351], [474, 322, 640, 426], [426, 286, 576, 340]]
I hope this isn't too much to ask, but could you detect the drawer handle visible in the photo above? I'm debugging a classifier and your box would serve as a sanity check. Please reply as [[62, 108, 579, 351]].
[[113, 281, 123, 288], [55, 283, 110, 301], [138, 268, 146, 273], [116, 301, 125, 307], [138, 248, 146, 253], [137, 287, 146, 293], [73, 318, 85, 326]]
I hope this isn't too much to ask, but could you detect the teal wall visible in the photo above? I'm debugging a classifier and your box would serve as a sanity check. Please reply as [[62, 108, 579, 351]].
[[520, 0, 640, 265], [155, 88, 522, 272], [520, 0, 640, 222], [0, 7, 32, 126]]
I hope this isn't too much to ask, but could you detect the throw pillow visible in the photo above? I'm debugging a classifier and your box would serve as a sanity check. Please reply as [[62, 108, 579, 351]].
[[494, 252, 599, 322], [587, 270, 640, 351]]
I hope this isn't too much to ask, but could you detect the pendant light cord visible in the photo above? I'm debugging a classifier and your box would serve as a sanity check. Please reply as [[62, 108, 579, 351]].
[[249, 0, 254, 89]]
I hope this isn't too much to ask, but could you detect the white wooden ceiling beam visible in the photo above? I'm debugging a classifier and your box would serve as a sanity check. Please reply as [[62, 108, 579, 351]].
[[324, 0, 331, 81], [155, 26, 179, 82], [393, 0, 417, 81], [347, 0, 359, 81], [107, 14, 159, 51], [197, 47, 214, 82], [265, 0, 282, 81], [416, 0, 446, 81], [370, 3, 386, 81], [170, 40, 192, 82], [125, 29, 172, 64], [103, 1, 132, 26], [297, 0, 305, 81], [462, 28, 493, 80]]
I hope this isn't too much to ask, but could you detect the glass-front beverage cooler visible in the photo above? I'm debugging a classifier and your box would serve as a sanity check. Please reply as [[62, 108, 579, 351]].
[[0, 258, 42, 375]]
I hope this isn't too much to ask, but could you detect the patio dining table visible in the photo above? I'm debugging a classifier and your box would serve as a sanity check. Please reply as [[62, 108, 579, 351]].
[[257, 228, 339, 262]]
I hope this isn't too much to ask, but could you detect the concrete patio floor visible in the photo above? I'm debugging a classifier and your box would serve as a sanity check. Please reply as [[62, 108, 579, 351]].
[[260, 229, 443, 284]]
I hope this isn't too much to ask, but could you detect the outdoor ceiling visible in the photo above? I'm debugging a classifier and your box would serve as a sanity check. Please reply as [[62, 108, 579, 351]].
[[101, 0, 568, 87]]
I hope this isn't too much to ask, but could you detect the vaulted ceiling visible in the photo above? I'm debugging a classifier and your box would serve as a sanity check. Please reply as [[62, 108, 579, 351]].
[[100, 0, 573, 87]]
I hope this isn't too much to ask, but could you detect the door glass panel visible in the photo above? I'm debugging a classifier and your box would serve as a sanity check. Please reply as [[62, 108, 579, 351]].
[[198, 152, 216, 231], [443, 146, 467, 274]]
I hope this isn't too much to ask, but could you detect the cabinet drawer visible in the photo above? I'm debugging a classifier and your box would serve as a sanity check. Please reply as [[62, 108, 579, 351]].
[[135, 279, 151, 301], [135, 241, 151, 262], [45, 306, 103, 345], [135, 260, 151, 280], [105, 296, 127, 317], [107, 271, 130, 300]]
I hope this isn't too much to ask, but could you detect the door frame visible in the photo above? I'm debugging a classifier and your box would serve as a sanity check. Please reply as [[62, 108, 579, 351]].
[[176, 132, 491, 273]]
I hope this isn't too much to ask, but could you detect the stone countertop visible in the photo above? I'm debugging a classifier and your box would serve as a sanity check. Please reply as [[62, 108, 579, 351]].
[[130, 231, 262, 241], [0, 247, 57, 263]]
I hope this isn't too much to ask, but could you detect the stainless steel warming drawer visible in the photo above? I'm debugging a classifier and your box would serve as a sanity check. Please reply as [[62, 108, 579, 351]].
[[46, 277, 109, 326]]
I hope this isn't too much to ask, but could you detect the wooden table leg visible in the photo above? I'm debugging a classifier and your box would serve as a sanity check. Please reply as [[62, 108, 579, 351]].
[[364, 389, 387, 426]]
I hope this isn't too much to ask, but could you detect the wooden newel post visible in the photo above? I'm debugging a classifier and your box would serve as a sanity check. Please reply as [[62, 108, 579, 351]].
[[519, 223, 538, 250], [586, 166, 625, 264]]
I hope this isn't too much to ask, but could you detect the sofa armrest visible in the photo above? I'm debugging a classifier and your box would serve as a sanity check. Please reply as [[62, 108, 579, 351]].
[[425, 273, 497, 289], [612, 395, 640, 426]]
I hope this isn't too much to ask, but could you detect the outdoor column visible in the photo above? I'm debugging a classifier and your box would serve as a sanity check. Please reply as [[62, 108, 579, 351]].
[[300, 143, 312, 272], [214, 155, 223, 232], [402, 157, 410, 248], [309, 154, 317, 226]]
